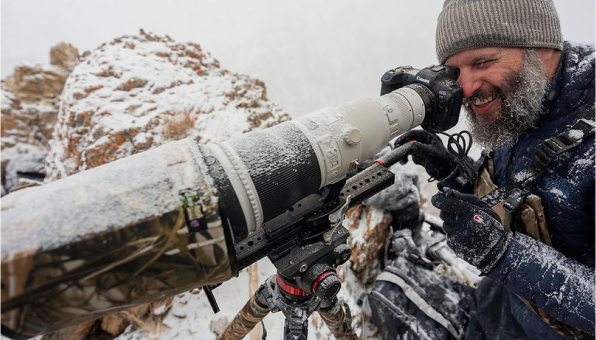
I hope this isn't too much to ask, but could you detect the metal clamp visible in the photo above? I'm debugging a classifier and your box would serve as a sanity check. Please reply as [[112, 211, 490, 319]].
[[324, 195, 352, 245]]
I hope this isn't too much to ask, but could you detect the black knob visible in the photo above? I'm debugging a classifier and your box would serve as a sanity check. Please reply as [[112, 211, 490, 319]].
[[332, 244, 352, 265], [312, 272, 341, 300]]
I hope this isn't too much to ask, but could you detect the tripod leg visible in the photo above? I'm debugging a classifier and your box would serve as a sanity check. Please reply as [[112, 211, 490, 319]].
[[217, 286, 270, 340], [318, 298, 358, 340]]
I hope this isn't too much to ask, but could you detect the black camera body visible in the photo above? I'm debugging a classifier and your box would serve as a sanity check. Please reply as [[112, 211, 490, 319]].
[[381, 65, 463, 132]]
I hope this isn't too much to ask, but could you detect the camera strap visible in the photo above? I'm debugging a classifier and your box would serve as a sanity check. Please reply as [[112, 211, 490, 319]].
[[481, 103, 595, 210]]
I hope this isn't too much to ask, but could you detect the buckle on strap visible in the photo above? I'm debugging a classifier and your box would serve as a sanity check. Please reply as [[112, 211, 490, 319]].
[[543, 138, 566, 155], [503, 186, 531, 214], [533, 134, 577, 170], [561, 118, 595, 143]]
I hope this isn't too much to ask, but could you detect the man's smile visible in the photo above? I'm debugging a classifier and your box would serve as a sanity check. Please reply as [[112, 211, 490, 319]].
[[467, 95, 501, 121]]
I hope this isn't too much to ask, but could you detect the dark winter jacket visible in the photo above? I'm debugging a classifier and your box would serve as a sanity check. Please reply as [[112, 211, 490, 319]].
[[488, 42, 595, 338]]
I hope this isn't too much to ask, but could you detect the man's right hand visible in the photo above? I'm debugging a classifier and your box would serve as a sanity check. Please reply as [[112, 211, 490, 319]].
[[393, 129, 457, 181]]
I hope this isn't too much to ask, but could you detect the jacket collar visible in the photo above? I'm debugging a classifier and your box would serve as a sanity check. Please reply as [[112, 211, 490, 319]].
[[542, 42, 595, 122]]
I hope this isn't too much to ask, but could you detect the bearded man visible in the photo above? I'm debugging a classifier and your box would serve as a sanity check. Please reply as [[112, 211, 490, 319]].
[[378, 0, 595, 339]]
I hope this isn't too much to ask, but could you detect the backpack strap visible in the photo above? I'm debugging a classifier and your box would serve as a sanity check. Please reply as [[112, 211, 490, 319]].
[[376, 268, 463, 339], [481, 103, 595, 210]]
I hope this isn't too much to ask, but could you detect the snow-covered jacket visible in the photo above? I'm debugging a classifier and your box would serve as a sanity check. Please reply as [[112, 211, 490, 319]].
[[488, 42, 595, 338]]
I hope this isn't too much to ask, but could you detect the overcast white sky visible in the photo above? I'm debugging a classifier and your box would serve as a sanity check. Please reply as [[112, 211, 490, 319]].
[[1, 0, 595, 117]]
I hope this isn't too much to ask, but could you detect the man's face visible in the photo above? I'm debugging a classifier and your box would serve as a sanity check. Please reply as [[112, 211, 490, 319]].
[[445, 47, 524, 122], [444, 47, 549, 150]]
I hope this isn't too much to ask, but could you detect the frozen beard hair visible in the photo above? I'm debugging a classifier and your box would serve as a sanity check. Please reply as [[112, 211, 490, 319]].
[[464, 49, 550, 150]]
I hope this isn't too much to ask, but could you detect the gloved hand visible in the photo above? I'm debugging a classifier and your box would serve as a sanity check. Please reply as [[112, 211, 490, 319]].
[[431, 188, 513, 274], [393, 130, 456, 181]]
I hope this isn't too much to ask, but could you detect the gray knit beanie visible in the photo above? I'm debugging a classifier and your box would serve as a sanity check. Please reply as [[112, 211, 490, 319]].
[[436, 0, 564, 63]]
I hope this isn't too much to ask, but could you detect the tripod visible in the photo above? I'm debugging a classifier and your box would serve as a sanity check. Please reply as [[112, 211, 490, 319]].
[[217, 272, 357, 340], [219, 209, 359, 340]]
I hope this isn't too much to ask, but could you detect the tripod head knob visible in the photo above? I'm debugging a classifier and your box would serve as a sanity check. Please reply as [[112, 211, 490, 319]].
[[332, 244, 352, 266], [312, 271, 341, 300]]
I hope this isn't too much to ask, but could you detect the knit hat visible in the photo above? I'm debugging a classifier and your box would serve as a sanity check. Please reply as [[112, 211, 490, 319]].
[[436, 0, 564, 63]]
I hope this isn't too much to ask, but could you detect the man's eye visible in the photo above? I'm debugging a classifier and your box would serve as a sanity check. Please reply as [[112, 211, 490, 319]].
[[475, 59, 495, 68]]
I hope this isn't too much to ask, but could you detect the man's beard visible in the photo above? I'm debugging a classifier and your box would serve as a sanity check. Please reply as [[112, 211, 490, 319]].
[[464, 49, 550, 151]]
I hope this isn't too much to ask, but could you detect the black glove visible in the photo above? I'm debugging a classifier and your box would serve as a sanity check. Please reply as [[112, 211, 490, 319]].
[[393, 130, 456, 181], [431, 188, 513, 274]]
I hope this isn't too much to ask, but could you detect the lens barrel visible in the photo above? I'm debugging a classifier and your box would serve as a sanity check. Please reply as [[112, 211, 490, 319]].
[[204, 86, 429, 241]]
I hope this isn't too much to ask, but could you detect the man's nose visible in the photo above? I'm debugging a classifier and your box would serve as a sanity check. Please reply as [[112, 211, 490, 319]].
[[458, 70, 482, 98]]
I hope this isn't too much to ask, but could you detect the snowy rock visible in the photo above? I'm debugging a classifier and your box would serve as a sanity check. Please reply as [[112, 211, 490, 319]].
[[345, 204, 393, 285], [5, 64, 69, 104], [150, 297, 174, 316], [45, 29, 290, 181], [1, 86, 55, 158], [50, 43, 79, 72], [0, 88, 51, 160], [1, 43, 79, 189], [101, 315, 129, 336]]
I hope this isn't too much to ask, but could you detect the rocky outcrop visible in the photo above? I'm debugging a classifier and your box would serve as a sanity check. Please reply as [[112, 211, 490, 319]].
[[3, 64, 66, 103], [345, 205, 393, 285], [1, 43, 78, 194], [50, 42, 79, 71], [45, 29, 289, 181]]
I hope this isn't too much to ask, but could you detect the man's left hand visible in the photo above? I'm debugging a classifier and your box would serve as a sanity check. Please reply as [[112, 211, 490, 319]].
[[431, 188, 513, 274]]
